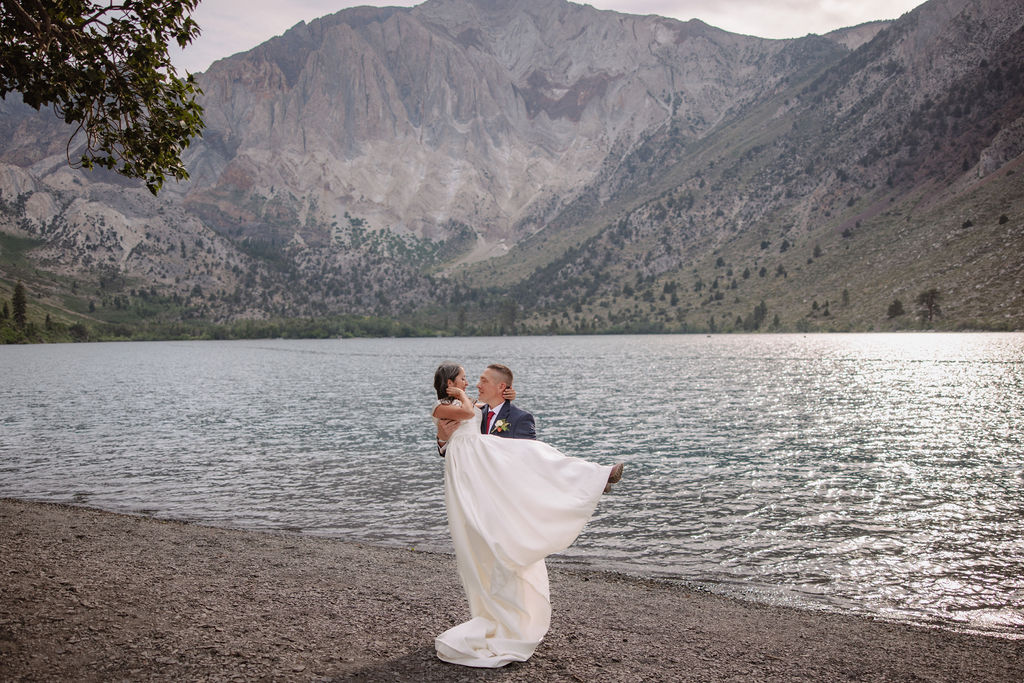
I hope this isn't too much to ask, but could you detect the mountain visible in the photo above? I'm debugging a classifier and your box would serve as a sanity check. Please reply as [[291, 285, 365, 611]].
[[175, 0, 830, 250], [482, 0, 1024, 333], [1, 0, 1021, 339]]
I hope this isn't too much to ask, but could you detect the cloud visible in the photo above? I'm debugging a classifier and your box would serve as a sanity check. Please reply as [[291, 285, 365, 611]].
[[169, 0, 927, 73]]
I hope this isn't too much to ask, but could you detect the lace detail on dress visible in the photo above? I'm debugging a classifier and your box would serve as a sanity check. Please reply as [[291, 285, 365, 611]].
[[439, 398, 463, 407]]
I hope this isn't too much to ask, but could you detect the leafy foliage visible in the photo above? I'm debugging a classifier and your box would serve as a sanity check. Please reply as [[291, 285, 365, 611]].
[[0, 0, 204, 193]]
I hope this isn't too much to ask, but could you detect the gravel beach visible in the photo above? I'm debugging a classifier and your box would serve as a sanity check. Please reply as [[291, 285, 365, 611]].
[[1, 498, 1021, 681]]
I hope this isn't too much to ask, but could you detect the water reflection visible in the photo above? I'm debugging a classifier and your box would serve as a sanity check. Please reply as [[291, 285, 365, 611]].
[[1, 333, 1022, 636]]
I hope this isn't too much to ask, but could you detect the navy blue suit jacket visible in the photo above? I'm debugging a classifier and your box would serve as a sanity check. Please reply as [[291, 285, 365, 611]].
[[481, 401, 536, 440]]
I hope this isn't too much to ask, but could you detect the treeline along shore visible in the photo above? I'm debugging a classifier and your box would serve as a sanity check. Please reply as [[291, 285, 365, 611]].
[[1, 499, 1021, 681]]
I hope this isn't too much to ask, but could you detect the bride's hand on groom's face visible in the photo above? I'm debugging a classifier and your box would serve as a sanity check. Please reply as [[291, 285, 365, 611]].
[[502, 386, 516, 401]]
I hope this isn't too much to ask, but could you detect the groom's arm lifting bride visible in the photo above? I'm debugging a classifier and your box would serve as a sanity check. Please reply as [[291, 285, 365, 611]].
[[436, 363, 534, 455]]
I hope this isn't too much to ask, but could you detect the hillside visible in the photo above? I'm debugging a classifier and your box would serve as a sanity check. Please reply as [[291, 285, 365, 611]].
[[1, 0, 1022, 340], [470, 0, 1024, 333]]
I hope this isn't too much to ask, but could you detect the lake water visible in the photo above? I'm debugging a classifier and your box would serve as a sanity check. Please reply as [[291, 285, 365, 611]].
[[2, 333, 1022, 637]]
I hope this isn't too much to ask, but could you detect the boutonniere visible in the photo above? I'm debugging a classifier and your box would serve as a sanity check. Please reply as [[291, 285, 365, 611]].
[[493, 419, 510, 433]]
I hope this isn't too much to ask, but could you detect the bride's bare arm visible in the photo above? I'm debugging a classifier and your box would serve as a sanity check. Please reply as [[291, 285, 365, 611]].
[[433, 387, 476, 421]]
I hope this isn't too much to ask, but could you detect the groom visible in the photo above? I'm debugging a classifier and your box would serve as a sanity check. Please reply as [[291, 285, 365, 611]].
[[436, 363, 535, 454], [476, 363, 536, 440]]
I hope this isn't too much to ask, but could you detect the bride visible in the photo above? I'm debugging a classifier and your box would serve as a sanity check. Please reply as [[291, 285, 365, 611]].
[[431, 362, 624, 668]]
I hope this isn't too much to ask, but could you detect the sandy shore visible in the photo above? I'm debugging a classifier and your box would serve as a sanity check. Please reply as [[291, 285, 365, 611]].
[[1, 499, 1021, 682]]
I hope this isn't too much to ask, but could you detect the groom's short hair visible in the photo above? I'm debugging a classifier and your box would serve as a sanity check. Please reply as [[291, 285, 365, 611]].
[[487, 363, 513, 387]]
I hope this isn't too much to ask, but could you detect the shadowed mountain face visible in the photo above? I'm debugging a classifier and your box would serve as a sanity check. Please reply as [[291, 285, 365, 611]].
[[1, 0, 1022, 332], [491, 0, 1024, 330]]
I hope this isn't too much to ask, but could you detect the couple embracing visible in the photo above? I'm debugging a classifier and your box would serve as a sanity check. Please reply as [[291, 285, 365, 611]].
[[431, 362, 624, 668]]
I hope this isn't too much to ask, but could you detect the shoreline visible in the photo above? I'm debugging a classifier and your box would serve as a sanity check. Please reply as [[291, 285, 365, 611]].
[[2, 498, 1022, 681]]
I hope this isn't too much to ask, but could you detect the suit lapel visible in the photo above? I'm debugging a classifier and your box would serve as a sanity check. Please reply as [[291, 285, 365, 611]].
[[494, 402, 512, 436], [481, 402, 511, 434]]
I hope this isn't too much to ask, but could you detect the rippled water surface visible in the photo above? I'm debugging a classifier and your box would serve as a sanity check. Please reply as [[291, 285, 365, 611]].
[[2, 334, 1022, 636]]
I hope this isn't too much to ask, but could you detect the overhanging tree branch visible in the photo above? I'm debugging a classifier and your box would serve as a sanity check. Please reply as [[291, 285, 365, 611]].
[[2, 0, 42, 35], [0, 0, 205, 194]]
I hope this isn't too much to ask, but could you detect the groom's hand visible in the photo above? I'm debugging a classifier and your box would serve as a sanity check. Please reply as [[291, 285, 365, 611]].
[[437, 418, 458, 442]]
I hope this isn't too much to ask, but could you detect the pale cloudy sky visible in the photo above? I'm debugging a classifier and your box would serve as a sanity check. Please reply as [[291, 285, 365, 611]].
[[169, 0, 928, 73]]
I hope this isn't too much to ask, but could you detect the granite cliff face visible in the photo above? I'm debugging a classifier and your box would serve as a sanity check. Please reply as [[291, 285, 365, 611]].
[[177, 0, 820, 250], [1, 0, 1021, 332]]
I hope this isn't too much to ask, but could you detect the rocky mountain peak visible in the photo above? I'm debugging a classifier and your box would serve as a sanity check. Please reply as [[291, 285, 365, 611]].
[[172, 0, 809, 247]]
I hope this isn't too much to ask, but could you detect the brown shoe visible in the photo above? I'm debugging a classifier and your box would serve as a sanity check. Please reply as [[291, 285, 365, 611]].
[[604, 463, 624, 493]]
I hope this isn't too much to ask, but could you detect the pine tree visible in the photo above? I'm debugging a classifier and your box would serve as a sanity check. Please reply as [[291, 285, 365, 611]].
[[916, 289, 941, 322], [887, 299, 905, 318], [12, 282, 27, 329]]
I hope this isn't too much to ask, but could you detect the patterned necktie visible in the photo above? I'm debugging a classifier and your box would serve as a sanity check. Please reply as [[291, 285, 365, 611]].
[[486, 410, 494, 433]]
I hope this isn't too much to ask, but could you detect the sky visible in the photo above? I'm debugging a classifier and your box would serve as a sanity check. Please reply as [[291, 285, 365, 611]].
[[169, 0, 929, 74]]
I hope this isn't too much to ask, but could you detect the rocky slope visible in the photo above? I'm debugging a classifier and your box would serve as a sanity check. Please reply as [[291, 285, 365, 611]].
[[466, 0, 1024, 332], [0, 0, 1021, 333]]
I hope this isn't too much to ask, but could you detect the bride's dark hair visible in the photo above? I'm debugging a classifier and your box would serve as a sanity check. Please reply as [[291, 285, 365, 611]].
[[434, 362, 464, 401]]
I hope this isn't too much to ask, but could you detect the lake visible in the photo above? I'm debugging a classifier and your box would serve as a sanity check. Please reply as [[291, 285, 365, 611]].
[[1, 333, 1022, 637]]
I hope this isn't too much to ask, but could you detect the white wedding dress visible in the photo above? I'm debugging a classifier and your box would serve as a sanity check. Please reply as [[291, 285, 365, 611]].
[[434, 402, 613, 668]]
